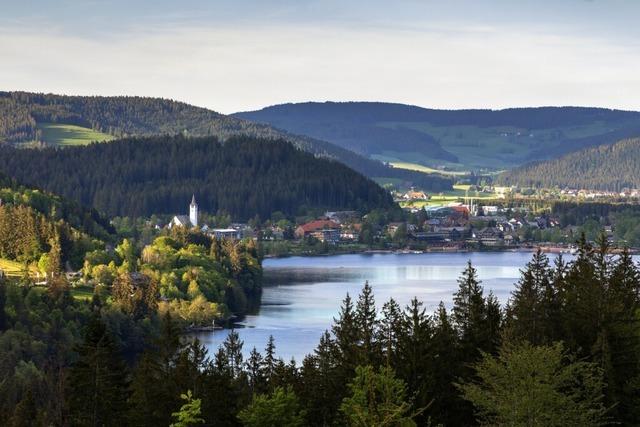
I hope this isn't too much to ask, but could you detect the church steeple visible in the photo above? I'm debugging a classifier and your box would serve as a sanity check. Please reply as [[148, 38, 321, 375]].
[[189, 195, 198, 227]]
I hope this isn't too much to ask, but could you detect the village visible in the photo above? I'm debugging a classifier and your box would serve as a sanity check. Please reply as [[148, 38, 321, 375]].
[[164, 195, 590, 254]]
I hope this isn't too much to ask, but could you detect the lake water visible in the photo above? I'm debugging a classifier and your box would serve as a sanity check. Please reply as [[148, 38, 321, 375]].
[[193, 251, 544, 362]]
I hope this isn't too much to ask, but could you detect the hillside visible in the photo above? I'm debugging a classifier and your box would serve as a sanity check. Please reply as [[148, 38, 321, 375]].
[[0, 92, 452, 191], [0, 173, 115, 270], [234, 102, 640, 171], [0, 135, 395, 219], [497, 138, 640, 191]]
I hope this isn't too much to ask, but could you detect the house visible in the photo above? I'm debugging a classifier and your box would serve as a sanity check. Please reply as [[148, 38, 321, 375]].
[[295, 219, 341, 242], [169, 195, 199, 228], [402, 188, 429, 200], [210, 228, 242, 240]]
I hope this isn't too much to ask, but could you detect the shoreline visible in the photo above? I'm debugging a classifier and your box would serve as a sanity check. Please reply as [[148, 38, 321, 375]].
[[262, 244, 640, 259]]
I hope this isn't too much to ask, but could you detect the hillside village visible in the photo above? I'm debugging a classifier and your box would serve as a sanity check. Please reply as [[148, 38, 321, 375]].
[[164, 195, 596, 252]]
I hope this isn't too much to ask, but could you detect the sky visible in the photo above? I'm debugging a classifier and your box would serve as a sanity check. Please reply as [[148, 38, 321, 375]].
[[1, 0, 640, 114]]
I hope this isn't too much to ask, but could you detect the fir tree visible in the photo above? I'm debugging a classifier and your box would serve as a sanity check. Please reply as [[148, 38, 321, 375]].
[[67, 316, 129, 427]]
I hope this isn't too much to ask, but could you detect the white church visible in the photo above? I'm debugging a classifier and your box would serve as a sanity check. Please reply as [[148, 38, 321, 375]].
[[168, 196, 243, 240], [169, 195, 199, 228]]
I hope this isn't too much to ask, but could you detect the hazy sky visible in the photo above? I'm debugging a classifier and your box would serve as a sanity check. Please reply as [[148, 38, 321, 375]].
[[1, 0, 639, 113]]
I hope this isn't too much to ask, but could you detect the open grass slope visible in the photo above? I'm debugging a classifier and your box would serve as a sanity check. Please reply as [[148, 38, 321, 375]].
[[36, 123, 115, 146], [0, 92, 453, 191], [0, 258, 38, 278], [235, 102, 640, 172]]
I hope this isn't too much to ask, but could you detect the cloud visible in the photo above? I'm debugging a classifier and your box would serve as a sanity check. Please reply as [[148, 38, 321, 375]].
[[1, 22, 639, 113]]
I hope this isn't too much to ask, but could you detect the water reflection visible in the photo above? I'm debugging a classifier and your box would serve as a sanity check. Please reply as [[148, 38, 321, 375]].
[[193, 252, 539, 362]]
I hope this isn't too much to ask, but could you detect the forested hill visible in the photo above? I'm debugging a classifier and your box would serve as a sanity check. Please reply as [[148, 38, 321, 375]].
[[0, 135, 395, 219], [496, 138, 640, 191], [0, 92, 453, 191], [235, 102, 640, 170], [0, 172, 114, 240]]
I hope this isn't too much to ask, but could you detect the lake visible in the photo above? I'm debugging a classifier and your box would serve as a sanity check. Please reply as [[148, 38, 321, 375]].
[[193, 251, 544, 362]]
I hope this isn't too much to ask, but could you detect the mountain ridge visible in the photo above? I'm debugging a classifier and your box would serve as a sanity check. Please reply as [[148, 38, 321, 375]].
[[234, 101, 640, 171], [496, 137, 640, 191], [0, 92, 453, 191]]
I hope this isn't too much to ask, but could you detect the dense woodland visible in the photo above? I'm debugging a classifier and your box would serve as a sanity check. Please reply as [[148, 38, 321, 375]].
[[1, 237, 639, 425], [498, 138, 640, 191], [0, 135, 396, 219], [0, 92, 453, 192]]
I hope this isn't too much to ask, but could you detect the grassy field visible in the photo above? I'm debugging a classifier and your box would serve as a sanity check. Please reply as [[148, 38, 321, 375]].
[[375, 120, 620, 170], [36, 123, 115, 146], [70, 285, 94, 301], [0, 258, 38, 278], [399, 184, 504, 208], [388, 161, 469, 176]]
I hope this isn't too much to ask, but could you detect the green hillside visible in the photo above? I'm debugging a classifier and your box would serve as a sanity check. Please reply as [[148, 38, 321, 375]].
[[235, 102, 640, 171], [497, 138, 640, 191], [36, 122, 115, 146], [0, 92, 452, 191], [0, 135, 397, 219]]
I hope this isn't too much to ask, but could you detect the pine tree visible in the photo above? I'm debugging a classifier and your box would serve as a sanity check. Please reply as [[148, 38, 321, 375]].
[[377, 298, 403, 369], [355, 281, 378, 365], [452, 261, 489, 359], [508, 250, 550, 345], [246, 347, 265, 394], [67, 316, 129, 426], [332, 293, 359, 373], [224, 330, 244, 378]]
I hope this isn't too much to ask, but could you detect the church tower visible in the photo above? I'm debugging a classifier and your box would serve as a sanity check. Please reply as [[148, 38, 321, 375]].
[[190, 195, 198, 227]]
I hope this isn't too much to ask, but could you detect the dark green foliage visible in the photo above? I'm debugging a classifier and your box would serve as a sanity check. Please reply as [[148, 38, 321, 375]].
[[236, 102, 640, 169], [499, 138, 640, 190], [458, 341, 609, 426], [0, 135, 395, 220], [67, 316, 129, 426], [3, 242, 640, 425], [0, 92, 453, 191], [238, 386, 306, 427]]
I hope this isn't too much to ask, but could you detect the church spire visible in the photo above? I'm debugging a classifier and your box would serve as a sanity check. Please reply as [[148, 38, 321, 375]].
[[189, 195, 198, 227]]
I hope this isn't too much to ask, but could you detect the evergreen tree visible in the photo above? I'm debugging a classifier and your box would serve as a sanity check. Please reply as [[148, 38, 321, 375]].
[[170, 390, 204, 427], [67, 316, 129, 427], [238, 386, 306, 427], [355, 281, 378, 365], [340, 365, 420, 427], [458, 342, 609, 427]]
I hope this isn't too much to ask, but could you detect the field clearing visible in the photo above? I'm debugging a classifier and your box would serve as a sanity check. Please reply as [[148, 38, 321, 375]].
[[399, 184, 504, 209], [389, 161, 469, 176], [70, 285, 94, 301], [0, 258, 38, 278], [37, 123, 115, 146]]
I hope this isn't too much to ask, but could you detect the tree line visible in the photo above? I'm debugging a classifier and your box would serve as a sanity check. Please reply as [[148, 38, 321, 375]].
[[2, 234, 639, 425], [0, 92, 453, 192], [498, 138, 640, 191], [0, 135, 396, 220]]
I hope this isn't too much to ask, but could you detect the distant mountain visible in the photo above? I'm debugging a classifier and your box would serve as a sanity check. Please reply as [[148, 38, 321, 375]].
[[0, 135, 396, 219], [497, 138, 640, 191], [234, 102, 640, 171], [0, 92, 452, 191]]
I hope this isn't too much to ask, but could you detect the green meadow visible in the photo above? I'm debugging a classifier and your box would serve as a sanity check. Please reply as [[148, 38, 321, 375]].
[[36, 122, 115, 146]]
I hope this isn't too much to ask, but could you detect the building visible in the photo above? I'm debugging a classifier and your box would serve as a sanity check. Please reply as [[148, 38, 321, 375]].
[[169, 195, 199, 228], [295, 219, 341, 242], [210, 228, 242, 240]]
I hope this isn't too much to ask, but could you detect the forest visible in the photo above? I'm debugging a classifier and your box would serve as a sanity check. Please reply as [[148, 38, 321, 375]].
[[236, 102, 640, 170], [0, 92, 453, 192], [1, 236, 639, 425], [0, 135, 396, 219], [498, 138, 640, 191]]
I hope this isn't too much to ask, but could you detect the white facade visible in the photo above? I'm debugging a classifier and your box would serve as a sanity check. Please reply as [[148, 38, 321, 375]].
[[189, 195, 198, 227]]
